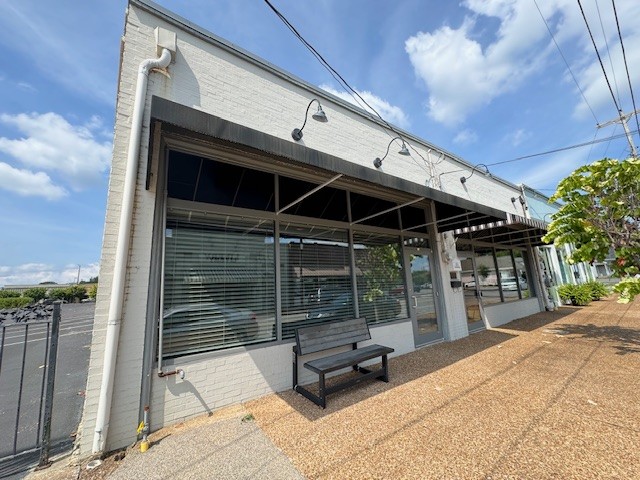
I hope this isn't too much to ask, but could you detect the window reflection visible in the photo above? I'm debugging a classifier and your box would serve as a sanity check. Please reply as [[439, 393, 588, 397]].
[[280, 224, 352, 338]]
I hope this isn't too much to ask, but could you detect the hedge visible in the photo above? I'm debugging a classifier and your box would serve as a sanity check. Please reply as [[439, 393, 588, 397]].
[[0, 297, 34, 309]]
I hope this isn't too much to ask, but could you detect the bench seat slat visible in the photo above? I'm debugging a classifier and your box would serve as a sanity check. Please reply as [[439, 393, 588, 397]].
[[296, 317, 371, 355], [292, 317, 394, 408], [304, 344, 394, 374]]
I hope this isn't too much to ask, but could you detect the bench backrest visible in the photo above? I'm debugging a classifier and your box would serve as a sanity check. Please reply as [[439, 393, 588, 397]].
[[295, 317, 371, 356]]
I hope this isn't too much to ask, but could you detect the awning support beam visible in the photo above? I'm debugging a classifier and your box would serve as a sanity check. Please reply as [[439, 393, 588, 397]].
[[352, 197, 425, 225], [277, 174, 343, 214]]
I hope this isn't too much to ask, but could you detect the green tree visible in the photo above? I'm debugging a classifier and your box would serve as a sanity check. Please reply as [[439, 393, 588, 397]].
[[542, 157, 640, 303], [88, 284, 98, 300], [477, 264, 490, 281], [0, 290, 21, 298], [358, 244, 402, 301], [23, 287, 47, 302]]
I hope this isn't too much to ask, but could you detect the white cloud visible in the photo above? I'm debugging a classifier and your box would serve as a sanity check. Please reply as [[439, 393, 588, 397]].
[[405, 0, 640, 127], [319, 85, 410, 129], [0, 162, 68, 200], [453, 129, 478, 145], [0, 3, 116, 105], [0, 262, 100, 287], [503, 129, 531, 147], [17, 81, 36, 92], [405, 1, 548, 127], [0, 112, 111, 192]]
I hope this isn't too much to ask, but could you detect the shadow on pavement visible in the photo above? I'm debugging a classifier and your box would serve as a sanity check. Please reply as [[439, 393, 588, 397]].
[[555, 322, 640, 355], [279, 327, 518, 421]]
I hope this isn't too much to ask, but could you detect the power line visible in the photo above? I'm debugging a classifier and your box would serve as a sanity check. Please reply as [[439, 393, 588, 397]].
[[576, 0, 622, 114], [533, 0, 598, 124], [439, 128, 639, 177], [594, 0, 622, 106], [262, 0, 438, 179], [611, 0, 640, 141], [486, 127, 637, 166]]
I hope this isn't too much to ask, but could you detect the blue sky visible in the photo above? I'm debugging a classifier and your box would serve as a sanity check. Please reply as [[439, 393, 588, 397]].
[[1, 0, 638, 286]]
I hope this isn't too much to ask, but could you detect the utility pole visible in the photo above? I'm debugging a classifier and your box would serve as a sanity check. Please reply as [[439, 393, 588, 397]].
[[76, 264, 81, 284], [596, 108, 640, 158]]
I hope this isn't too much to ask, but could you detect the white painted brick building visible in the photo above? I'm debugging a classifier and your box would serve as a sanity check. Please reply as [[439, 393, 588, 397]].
[[79, 0, 549, 455]]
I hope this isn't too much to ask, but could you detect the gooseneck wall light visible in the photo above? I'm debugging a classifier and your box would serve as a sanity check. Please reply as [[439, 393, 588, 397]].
[[460, 163, 489, 184], [373, 136, 411, 169], [291, 98, 328, 141]]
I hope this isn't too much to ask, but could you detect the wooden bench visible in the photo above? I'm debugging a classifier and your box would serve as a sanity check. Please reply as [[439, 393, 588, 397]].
[[292, 317, 394, 408]]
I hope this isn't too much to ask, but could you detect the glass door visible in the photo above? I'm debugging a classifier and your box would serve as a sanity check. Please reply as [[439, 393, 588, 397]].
[[459, 251, 485, 332], [404, 247, 442, 345]]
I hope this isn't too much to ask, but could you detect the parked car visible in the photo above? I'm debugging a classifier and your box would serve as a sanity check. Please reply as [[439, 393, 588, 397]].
[[501, 277, 527, 291], [162, 302, 259, 349], [305, 292, 401, 322]]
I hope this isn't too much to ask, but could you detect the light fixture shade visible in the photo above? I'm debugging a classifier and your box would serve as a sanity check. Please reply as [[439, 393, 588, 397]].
[[312, 106, 328, 123], [291, 98, 328, 141], [373, 136, 411, 168], [460, 163, 489, 184]]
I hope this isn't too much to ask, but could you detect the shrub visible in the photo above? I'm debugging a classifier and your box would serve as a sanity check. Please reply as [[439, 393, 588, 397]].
[[88, 284, 98, 300], [584, 281, 609, 300], [49, 285, 87, 303], [0, 297, 33, 309], [557, 284, 593, 306], [66, 285, 87, 302], [613, 277, 640, 304], [0, 290, 21, 298], [23, 287, 47, 302], [49, 289, 67, 301]]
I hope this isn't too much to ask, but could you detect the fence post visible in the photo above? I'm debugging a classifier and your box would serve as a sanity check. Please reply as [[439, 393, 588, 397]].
[[38, 302, 61, 468]]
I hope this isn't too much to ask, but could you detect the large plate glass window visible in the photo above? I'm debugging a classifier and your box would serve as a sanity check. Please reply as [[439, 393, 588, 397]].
[[353, 232, 407, 325], [280, 223, 352, 338], [513, 249, 531, 298], [162, 212, 276, 359], [475, 248, 501, 305]]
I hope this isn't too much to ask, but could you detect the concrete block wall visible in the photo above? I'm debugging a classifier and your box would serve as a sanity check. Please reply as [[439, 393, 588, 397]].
[[131, 5, 524, 215], [149, 319, 415, 429], [81, 2, 533, 454], [483, 298, 540, 328], [436, 232, 470, 341]]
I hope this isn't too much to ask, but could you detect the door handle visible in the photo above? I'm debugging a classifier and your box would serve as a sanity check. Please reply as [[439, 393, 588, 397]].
[[411, 296, 418, 308]]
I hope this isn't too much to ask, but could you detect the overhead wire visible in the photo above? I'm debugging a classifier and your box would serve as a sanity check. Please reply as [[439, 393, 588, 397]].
[[594, 0, 622, 107], [611, 0, 640, 142], [533, 0, 599, 124], [264, 0, 635, 186], [576, 0, 622, 114], [262, 0, 440, 179], [486, 127, 637, 167], [438, 127, 638, 177]]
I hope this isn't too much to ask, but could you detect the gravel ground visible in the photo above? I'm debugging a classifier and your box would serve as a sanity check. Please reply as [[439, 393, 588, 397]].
[[246, 297, 640, 479], [26, 297, 639, 479]]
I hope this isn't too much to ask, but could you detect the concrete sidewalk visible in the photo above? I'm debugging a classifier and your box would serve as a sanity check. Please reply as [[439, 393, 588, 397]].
[[27, 297, 639, 479]]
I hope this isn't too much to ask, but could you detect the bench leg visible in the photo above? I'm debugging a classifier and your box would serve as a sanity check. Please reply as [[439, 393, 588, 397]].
[[292, 351, 298, 389], [319, 373, 326, 409], [381, 354, 389, 382]]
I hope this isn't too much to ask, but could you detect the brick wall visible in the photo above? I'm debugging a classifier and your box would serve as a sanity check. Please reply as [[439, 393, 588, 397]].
[[80, 3, 531, 454]]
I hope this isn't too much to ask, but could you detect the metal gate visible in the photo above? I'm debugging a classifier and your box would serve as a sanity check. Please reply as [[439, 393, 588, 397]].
[[0, 302, 61, 477]]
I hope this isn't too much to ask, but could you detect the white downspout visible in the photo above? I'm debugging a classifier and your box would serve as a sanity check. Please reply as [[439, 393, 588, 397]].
[[92, 47, 172, 454]]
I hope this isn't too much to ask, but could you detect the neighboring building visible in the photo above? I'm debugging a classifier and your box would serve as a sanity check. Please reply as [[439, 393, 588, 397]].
[[521, 185, 598, 307], [80, 0, 551, 455]]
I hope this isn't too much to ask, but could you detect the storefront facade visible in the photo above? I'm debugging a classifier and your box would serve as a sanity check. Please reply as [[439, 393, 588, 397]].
[[80, 0, 549, 454]]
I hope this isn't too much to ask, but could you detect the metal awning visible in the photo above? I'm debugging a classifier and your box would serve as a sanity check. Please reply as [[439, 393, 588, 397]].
[[150, 97, 509, 232], [451, 213, 548, 247]]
